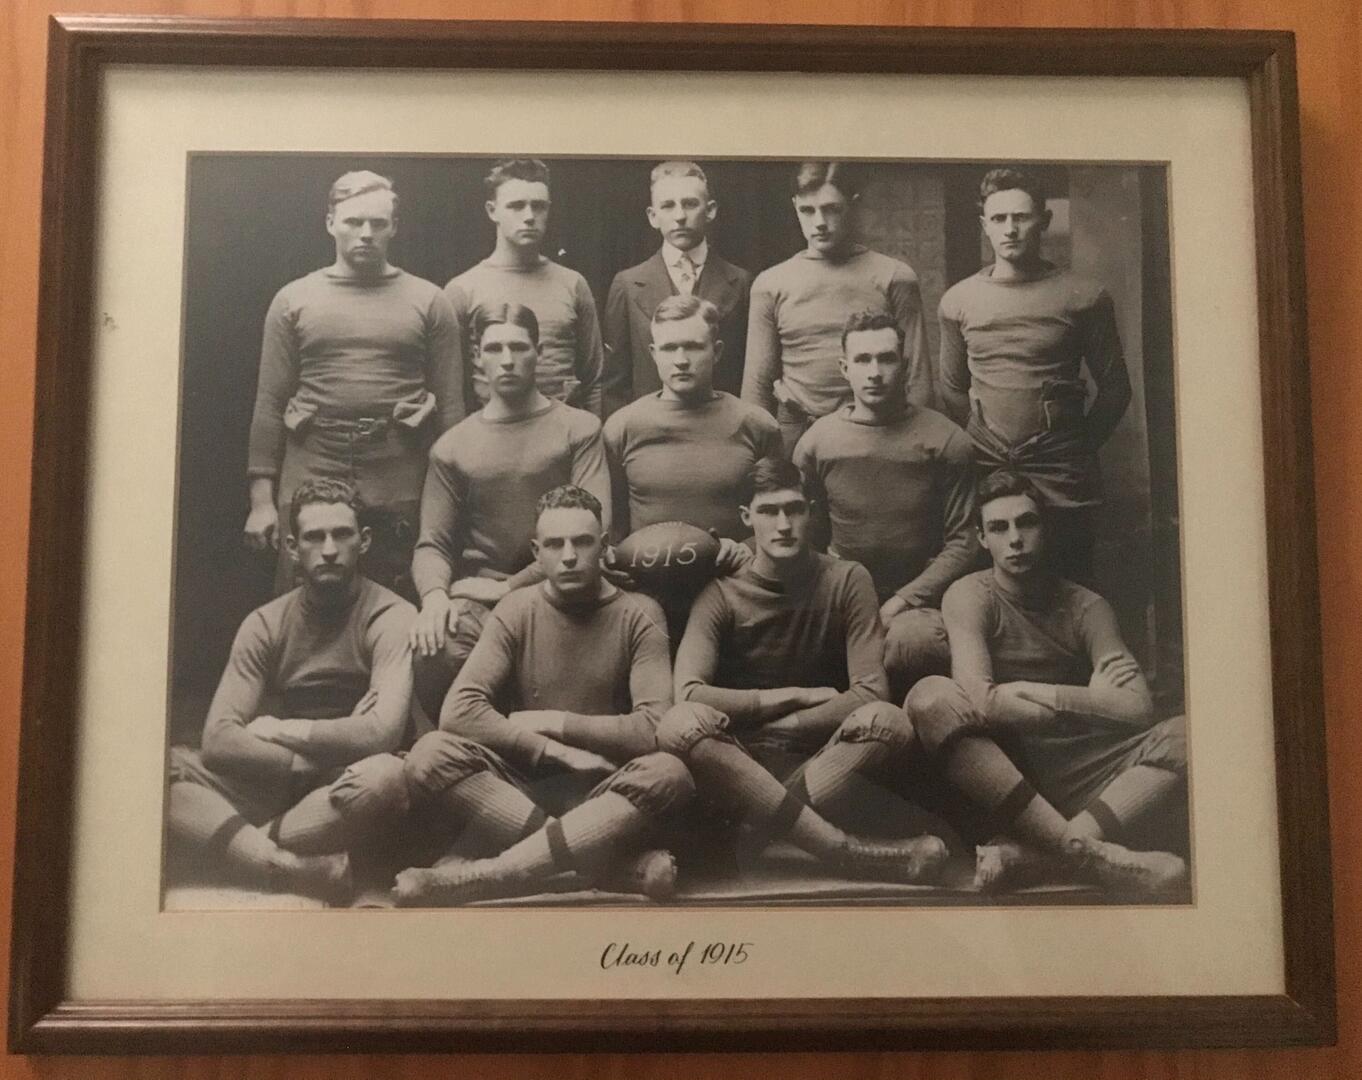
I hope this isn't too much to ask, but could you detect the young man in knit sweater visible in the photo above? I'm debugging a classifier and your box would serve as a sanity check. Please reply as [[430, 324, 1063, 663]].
[[905, 470, 1187, 896], [169, 479, 416, 903], [793, 309, 977, 702], [393, 484, 692, 906], [408, 302, 610, 718], [603, 294, 778, 645], [604, 294, 780, 546], [244, 171, 464, 599], [657, 457, 948, 885], [742, 162, 932, 455], [446, 158, 606, 416], [938, 167, 1132, 586]]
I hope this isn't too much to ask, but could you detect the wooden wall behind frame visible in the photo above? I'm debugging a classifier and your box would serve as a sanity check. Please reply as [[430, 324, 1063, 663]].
[[0, 0, 1354, 1076]]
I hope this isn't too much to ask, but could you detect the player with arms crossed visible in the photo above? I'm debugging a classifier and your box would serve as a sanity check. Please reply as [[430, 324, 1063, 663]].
[[408, 302, 609, 717], [447, 158, 606, 415], [394, 485, 692, 905], [656, 457, 948, 885], [743, 162, 932, 455], [169, 479, 415, 902], [938, 167, 1131, 585], [794, 309, 976, 701], [602, 160, 752, 414], [905, 470, 1187, 895], [244, 171, 464, 598]]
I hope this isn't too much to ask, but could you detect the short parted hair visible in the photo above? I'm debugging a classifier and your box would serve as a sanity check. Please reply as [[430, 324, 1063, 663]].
[[840, 308, 904, 353], [473, 301, 540, 349], [484, 158, 551, 201], [290, 478, 365, 535], [650, 160, 710, 196], [978, 167, 1047, 215], [743, 456, 809, 504], [975, 470, 1046, 525], [792, 161, 861, 200], [536, 484, 604, 526], [328, 171, 397, 215], [652, 294, 720, 336]]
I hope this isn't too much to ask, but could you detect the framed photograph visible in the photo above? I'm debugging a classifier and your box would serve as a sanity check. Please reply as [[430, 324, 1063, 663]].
[[10, 16, 1333, 1053]]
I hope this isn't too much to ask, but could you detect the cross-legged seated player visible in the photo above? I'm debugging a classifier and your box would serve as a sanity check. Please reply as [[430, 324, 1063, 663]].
[[408, 302, 609, 718], [168, 479, 416, 903], [394, 485, 693, 906], [794, 310, 976, 701], [656, 457, 947, 884], [905, 470, 1187, 896]]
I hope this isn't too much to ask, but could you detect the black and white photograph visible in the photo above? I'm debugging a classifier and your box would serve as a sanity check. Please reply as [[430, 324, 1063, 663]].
[[162, 150, 1189, 912]]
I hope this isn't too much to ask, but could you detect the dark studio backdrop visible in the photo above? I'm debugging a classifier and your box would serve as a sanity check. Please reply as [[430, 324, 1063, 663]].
[[169, 154, 1178, 741]]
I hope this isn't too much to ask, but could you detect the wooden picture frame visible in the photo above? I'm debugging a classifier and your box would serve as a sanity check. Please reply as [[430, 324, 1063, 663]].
[[9, 15, 1333, 1053]]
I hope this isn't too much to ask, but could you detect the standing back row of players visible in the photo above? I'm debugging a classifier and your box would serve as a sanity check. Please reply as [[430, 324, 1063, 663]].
[[243, 157, 1129, 596]]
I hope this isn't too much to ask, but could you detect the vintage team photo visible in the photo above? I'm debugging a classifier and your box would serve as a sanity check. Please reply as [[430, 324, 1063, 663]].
[[162, 151, 1189, 910]]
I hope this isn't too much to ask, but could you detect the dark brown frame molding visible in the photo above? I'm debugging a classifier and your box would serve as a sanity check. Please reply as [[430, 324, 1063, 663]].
[[9, 16, 1333, 1054]]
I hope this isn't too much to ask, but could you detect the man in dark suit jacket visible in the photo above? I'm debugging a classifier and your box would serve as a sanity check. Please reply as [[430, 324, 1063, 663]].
[[602, 161, 752, 416]]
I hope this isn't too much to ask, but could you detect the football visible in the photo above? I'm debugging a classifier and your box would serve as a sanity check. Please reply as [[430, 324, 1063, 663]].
[[613, 521, 722, 594]]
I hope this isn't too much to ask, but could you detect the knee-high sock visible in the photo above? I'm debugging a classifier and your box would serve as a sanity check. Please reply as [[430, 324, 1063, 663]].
[[432, 771, 546, 859], [685, 736, 857, 859], [801, 739, 887, 819], [274, 787, 348, 854], [1073, 765, 1184, 843], [169, 782, 292, 885], [939, 736, 1070, 853], [483, 791, 649, 884], [803, 741, 959, 847]]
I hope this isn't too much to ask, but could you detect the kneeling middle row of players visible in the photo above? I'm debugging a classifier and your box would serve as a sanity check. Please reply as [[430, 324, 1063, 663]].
[[409, 293, 973, 718]]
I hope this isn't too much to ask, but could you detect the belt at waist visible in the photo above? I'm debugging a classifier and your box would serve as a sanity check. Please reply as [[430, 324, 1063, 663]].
[[310, 414, 391, 437]]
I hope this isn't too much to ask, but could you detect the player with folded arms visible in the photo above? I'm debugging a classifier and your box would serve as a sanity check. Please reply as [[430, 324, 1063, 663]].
[[656, 457, 948, 886], [169, 479, 415, 903], [394, 484, 692, 906], [905, 469, 1187, 896]]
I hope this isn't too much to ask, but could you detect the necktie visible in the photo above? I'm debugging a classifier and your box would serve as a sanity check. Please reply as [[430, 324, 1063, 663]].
[[676, 254, 697, 294]]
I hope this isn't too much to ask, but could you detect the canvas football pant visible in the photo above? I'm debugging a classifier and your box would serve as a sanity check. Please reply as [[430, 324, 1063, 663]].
[[965, 414, 1102, 588], [410, 598, 493, 724], [655, 700, 951, 863], [402, 732, 695, 878], [775, 398, 817, 458], [904, 675, 1187, 851], [274, 420, 427, 602], [883, 606, 952, 702], [167, 747, 408, 887]]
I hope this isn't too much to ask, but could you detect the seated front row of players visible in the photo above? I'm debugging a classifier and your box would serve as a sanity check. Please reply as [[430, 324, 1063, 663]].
[[171, 459, 1187, 904]]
